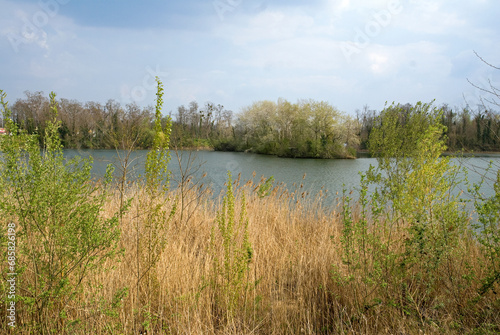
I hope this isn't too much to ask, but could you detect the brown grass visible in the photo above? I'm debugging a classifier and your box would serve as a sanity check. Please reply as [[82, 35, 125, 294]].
[[3, 177, 500, 334]]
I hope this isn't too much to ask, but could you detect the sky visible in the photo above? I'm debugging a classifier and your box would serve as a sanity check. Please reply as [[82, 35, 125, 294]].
[[0, 0, 499, 117]]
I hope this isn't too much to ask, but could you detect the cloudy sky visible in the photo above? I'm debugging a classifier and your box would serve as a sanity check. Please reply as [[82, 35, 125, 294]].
[[0, 0, 499, 116]]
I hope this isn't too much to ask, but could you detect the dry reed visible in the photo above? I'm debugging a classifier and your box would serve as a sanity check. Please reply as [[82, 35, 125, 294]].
[[3, 178, 499, 335]]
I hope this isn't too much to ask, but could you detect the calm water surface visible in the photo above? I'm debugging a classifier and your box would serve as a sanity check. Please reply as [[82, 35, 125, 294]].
[[64, 149, 500, 205]]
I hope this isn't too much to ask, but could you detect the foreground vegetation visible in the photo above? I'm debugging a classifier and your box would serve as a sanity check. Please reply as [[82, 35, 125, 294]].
[[1, 82, 500, 334]]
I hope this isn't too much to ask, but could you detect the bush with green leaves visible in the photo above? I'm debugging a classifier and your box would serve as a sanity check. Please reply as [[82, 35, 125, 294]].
[[132, 77, 176, 331], [207, 171, 253, 322], [0, 90, 127, 333], [336, 101, 469, 320], [471, 164, 500, 297]]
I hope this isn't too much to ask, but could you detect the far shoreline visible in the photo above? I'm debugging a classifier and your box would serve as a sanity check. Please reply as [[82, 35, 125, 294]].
[[62, 147, 500, 159], [357, 149, 500, 158]]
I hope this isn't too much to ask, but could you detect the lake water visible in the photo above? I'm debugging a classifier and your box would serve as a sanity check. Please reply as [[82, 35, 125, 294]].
[[64, 149, 500, 207], [64, 149, 373, 198]]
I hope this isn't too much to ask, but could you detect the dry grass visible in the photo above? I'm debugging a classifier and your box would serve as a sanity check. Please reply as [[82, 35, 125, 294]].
[[4, 177, 500, 334]]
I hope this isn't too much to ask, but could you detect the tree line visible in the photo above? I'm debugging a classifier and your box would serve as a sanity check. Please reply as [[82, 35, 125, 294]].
[[3, 91, 499, 156], [357, 103, 500, 152], [2, 91, 237, 151]]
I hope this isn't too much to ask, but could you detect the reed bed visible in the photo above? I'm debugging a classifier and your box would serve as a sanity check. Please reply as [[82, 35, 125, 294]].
[[3, 176, 499, 335]]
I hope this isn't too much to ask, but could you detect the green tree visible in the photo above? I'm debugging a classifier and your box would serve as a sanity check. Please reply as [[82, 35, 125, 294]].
[[235, 98, 357, 158]]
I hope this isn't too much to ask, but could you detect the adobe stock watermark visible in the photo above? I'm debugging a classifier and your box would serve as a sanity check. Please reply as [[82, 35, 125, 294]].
[[120, 65, 169, 104], [213, 0, 242, 21], [6, 222, 17, 328], [7, 0, 71, 53], [340, 0, 403, 62]]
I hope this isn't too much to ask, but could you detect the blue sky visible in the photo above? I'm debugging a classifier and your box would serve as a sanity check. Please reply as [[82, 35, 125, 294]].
[[1, 0, 499, 116]]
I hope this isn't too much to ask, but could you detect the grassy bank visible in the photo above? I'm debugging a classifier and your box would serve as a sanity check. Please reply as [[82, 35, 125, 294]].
[[1, 177, 499, 334]]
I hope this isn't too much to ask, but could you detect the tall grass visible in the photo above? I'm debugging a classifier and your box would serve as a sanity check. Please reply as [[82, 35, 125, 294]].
[[2, 176, 499, 334]]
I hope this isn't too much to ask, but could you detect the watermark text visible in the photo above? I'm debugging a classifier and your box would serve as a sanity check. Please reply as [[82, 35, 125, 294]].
[[6, 222, 17, 328], [7, 0, 71, 53], [340, 0, 403, 62]]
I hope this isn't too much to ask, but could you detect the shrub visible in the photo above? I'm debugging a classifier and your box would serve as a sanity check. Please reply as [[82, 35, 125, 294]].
[[336, 101, 469, 325], [207, 171, 253, 322], [0, 90, 126, 333]]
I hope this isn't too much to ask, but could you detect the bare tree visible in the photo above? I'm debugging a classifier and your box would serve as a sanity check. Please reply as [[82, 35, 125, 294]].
[[467, 51, 500, 109]]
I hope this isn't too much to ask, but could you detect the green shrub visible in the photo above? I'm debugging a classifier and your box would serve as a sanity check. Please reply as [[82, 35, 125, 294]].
[[336, 101, 469, 321], [0, 90, 127, 333], [472, 165, 500, 297], [207, 171, 253, 321], [133, 78, 176, 330]]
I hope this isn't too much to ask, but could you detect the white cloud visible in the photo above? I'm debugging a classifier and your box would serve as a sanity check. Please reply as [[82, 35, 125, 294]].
[[0, 0, 499, 116], [368, 53, 389, 74], [215, 9, 317, 46], [396, 1, 467, 35], [325, 0, 400, 16]]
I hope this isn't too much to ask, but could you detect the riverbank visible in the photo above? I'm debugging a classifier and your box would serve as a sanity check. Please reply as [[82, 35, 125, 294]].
[[357, 149, 500, 158], [172, 145, 214, 151], [5, 179, 499, 334]]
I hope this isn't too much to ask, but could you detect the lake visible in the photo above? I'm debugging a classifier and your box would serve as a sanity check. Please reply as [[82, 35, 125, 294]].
[[64, 149, 500, 207]]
